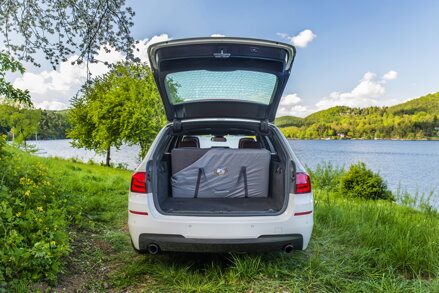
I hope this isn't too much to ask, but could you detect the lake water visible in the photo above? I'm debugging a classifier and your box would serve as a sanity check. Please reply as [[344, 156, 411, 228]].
[[289, 140, 438, 201], [29, 139, 438, 207]]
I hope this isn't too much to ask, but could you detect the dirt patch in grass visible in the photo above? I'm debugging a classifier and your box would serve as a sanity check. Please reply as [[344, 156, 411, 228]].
[[47, 231, 122, 292]]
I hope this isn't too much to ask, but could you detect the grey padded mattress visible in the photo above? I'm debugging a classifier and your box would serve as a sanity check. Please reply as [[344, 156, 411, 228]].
[[171, 148, 270, 198]]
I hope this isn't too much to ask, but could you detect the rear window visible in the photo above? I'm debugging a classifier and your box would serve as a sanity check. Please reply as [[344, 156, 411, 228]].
[[165, 70, 277, 105], [187, 135, 256, 148]]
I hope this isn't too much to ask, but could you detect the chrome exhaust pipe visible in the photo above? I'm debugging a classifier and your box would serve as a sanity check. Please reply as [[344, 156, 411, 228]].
[[283, 244, 294, 254], [147, 243, 160, 254]]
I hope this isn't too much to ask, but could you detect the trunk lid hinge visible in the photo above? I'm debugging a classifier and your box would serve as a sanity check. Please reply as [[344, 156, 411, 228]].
[[260, 119, 269, 134], [173, 119, 182, 133]]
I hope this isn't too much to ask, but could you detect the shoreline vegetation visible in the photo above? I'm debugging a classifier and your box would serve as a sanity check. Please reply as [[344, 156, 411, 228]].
[[276, 93, 439, 141], [1, 93, 438, 144], [284, 135, 439, 141], [289, 137, 438, 141], [0, 106, 71, 141], [1, 138, 438, 292]]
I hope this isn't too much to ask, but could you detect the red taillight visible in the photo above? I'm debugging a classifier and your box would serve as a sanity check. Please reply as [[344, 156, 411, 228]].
[[295, 173, 311, 194], [129, 210, 148, 215], [131, 172, 147, 193]]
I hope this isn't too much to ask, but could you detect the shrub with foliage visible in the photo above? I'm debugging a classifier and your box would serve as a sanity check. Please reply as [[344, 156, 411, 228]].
[[307, 162, 345, 192], [0, 134, 9, 163], [0, 135, 74, 285], [339, 162, 394, 201]]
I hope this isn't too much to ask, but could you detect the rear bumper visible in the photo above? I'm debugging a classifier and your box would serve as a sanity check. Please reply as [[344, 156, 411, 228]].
[[138, 233, 303, 253], [129, 193, 314, 252]]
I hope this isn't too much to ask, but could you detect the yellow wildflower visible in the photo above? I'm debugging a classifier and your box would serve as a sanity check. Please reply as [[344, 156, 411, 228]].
[[24, 190, 31, 196], [15, 212, 21, 217], [36, 206, 43, 212], [50, 241, 56, 246]]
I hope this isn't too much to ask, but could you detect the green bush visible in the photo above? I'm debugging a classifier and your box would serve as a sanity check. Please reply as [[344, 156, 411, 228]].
[[0, 135, 11, 166], [0, 135, 72, 285], [339, 162, 394, 201], [307, 161, 345, 192]]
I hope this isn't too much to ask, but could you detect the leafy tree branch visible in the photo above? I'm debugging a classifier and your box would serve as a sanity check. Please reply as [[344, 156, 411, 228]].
[[0, 51, 31, 105], [0, 0, 135, 69]]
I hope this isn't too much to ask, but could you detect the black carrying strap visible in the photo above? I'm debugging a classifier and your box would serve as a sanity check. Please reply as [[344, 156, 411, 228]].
[[195, 167, 248, 198], [240, 166, 248, 198], [194, 168, 204, 198]]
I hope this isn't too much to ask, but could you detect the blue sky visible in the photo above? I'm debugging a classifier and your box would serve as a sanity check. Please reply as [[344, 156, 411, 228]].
[[10, 0, 439, 116]]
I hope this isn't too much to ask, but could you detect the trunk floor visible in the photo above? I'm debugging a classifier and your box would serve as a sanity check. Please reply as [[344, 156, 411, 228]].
[[160, 197, 283, 213]]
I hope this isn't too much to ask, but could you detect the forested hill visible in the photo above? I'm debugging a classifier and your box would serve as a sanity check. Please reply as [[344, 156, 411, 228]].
[[275, 115, 303, 128], [0, 105, 71, 140], [276, 92, 439, 140]]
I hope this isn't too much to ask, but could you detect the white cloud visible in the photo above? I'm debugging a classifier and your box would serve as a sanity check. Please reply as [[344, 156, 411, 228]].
[[34, 100, 69, 110], [132, 34, 171, 64], [279, 93, 302, 108], [12, 34, 171, 110], [277, 93, 314, 117], [316, 71, 399, 109], [382, 70, 398, 81], [278, 104, 315, 118], [210, 34, 225, 37], [277, 29, 316, 48], [277, 70, 400, 118]]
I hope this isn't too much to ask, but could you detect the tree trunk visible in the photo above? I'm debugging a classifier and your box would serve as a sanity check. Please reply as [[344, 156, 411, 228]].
[[106, 147, 111, 166], [22, 131, 27, 149]]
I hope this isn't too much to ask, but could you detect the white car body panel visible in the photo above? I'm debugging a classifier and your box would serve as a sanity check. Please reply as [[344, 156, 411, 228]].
[[129, 193, 313, 249]]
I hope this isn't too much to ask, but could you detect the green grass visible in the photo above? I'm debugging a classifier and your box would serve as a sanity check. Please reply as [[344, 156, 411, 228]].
[[106, 192, 438, 292], [15, 151, 131, 231], [7, 150, 439, 292]]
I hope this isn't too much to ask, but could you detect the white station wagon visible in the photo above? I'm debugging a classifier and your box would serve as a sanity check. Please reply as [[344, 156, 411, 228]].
[[128, 37, 313, 254]]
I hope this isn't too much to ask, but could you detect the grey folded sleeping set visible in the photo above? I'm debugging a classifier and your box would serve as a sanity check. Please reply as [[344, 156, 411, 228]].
[[171, 148, 270, 198]]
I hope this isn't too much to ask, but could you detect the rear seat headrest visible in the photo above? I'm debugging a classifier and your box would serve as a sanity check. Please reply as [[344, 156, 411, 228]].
[[178, 136, 200, 148], [239, 137, 255, 148], [241, 140, 262, 149], [239, 138, 262, 149]]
